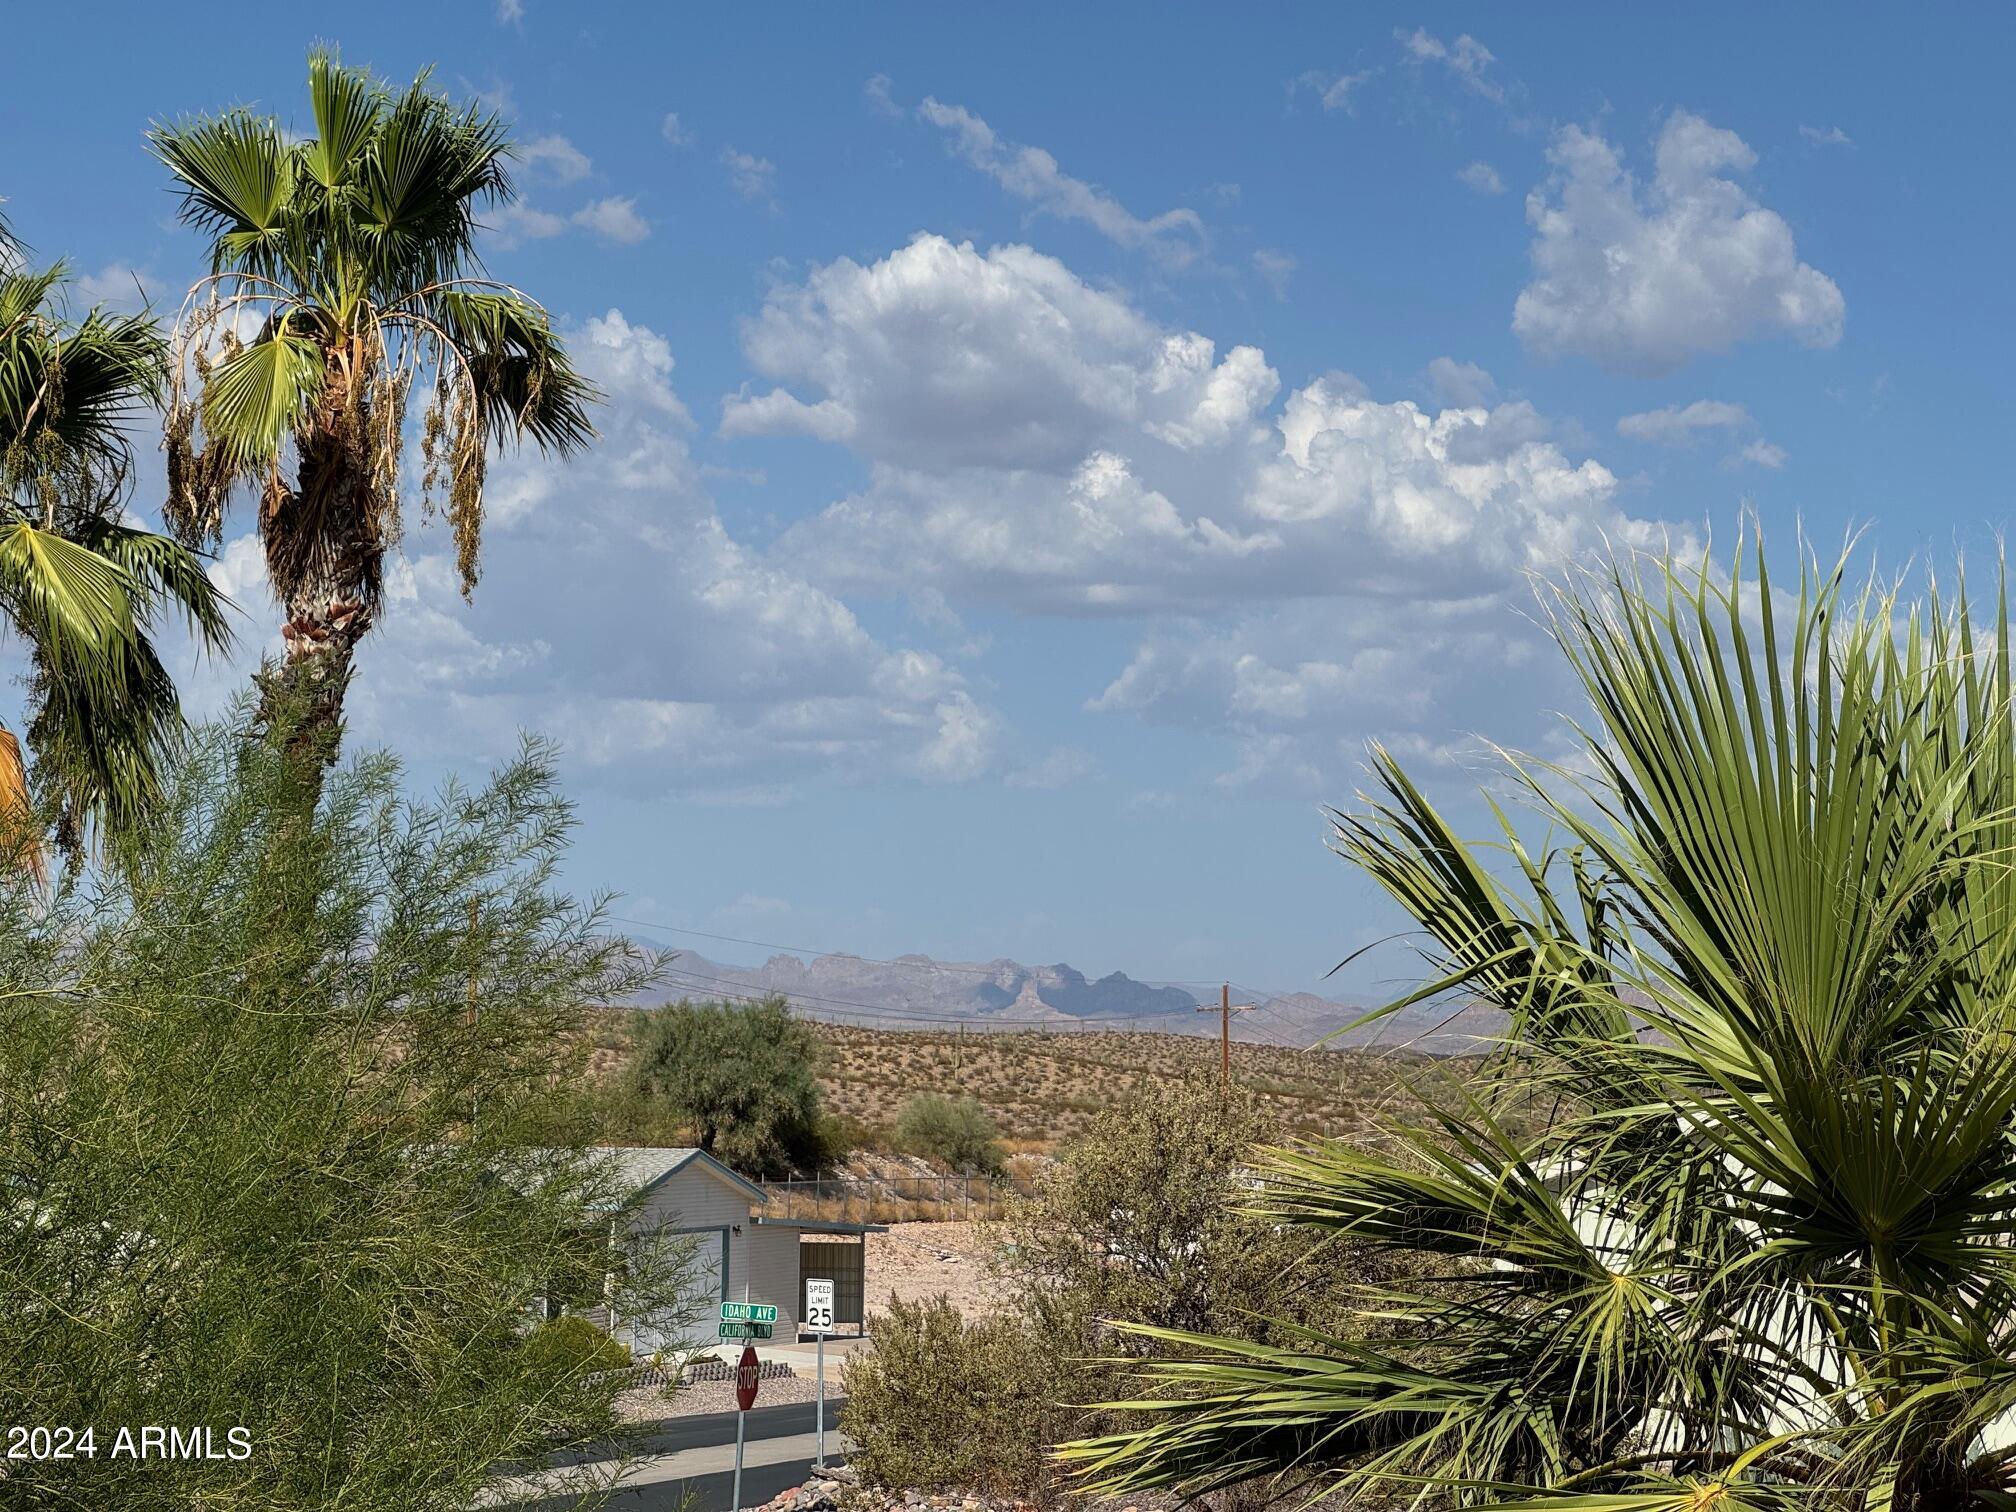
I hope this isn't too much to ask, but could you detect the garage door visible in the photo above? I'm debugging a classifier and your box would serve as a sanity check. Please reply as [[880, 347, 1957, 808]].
[[799, 1240, 865, 1329]]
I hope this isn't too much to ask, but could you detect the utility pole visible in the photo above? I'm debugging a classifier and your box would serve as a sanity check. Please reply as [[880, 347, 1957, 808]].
[[1197, 983, 1254, 1092]]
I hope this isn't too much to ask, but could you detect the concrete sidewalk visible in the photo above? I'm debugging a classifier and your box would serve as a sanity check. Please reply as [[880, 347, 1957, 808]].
[[499, 1429, 848, 1502]]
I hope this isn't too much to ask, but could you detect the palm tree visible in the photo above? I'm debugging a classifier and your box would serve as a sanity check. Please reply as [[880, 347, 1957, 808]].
[[1, 211, 233, 861], [1065, 537, 2016, 1510], [150, 50, 596, 762]]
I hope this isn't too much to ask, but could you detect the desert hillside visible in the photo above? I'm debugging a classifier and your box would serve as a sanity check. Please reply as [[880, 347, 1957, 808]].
[[585, 1011, 1481, 1150]]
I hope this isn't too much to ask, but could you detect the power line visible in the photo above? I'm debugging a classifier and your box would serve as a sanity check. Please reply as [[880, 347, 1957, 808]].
[[1236, 991, 1333, 1048]]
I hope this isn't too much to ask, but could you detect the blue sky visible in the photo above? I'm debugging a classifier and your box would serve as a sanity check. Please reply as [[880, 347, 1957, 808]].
[[2, 6, 2002, 998]]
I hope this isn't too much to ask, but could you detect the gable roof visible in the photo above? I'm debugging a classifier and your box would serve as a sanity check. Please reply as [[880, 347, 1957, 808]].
[[590, 1145, 767, 1205]]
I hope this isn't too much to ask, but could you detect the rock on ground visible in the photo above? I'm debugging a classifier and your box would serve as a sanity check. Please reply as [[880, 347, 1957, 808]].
[[613, 1370, 825, 1423]]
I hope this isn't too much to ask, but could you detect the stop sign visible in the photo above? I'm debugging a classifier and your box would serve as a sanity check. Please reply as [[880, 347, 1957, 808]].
[[734, 1344, 760, 1411]]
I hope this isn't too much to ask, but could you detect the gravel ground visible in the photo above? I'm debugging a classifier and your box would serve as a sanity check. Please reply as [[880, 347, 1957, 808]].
[[614, 1370, 828, 1423], [863, 1222, 1002, 1320]]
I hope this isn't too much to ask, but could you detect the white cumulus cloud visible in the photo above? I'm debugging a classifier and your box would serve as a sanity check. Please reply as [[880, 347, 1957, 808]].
[[721, 147, 777, 205], [710, 233, 1687, 794], [721, 235, 1272, 473], [1731, 438, 1788, 469], [1396, 28, 1504, 103], [1514, 111, 1845, 374], [1292, 69, 1374, 113], [169, 310, 997, 799], [1457, 160, 1504, 194], [518, 133, 592, 184], [1617, 398, 1787, 469], [1252, 248, 1297, 298], [1424, 357, 1497, 408]]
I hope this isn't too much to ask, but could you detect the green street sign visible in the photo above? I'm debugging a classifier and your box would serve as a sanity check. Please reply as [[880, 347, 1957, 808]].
[[718, 1319, 774, 1340], [720, 1302, 778, 1323]]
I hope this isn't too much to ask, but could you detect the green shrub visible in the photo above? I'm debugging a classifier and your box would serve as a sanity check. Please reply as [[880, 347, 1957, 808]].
[[844, 1083, 1392, 1504], [841, 1296, 1072, 1503], [892, 1092, 1004, 1175], [814, 1110, 878, 1165], [1007, 1079, 1384, 1351], [525, 1316, 631, 1379]]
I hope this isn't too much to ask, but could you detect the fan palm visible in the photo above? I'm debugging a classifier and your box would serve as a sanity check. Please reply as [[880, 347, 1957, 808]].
[[1, 213, 234, 861], [1065, 536, 2016, 1510], [150, 49, 596, 762]]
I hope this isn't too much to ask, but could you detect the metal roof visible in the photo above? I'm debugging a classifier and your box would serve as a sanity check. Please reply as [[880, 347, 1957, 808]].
[[750, 1215, 888, 1235], [588, 1146, 767, 1204]]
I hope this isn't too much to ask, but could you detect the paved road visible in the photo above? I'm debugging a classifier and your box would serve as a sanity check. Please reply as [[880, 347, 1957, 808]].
[[506, 1399, 848, 1512]]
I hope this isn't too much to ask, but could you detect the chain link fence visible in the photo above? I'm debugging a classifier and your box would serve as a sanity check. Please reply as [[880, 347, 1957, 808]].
[[758, 1172, 1029, 1223]]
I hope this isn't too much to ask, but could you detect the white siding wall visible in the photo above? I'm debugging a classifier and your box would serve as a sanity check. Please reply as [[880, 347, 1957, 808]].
[[621, 1162, 755, 1357], [602, 1159, 824, 1357], [743, 1226, 802, 1337], [638, 1164, 751, 1246]]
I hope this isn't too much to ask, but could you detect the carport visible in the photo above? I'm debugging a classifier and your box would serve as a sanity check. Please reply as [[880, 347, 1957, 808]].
[[750, 1216, 880, 1339]]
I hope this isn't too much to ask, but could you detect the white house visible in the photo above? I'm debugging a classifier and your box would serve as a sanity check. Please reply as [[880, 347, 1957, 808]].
[[584, 1146, 881, 1359]]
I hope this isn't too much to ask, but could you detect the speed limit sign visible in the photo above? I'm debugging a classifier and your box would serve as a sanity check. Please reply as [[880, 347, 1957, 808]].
[[807, 1277, 838, 1467], [805, 1277, 835, 1335]]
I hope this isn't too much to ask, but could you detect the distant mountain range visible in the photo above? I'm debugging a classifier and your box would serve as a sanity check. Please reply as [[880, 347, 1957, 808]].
[[619, 937, 1498, 1054]]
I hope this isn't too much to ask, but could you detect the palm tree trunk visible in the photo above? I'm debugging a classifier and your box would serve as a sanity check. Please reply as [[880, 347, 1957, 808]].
[[257, 590, 367, 770], [256, 360, 382, 773]]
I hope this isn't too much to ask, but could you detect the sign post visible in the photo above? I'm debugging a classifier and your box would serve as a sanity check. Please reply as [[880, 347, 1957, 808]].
[[805, 1278, 835, 1468], [732, 1343, 759, 1509]]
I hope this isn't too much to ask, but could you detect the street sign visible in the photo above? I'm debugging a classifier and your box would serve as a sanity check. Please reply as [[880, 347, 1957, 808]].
[[805, 1278, 835, 1335], [717, 1319, 773, 1340], [720, 1301, 778, 1323]]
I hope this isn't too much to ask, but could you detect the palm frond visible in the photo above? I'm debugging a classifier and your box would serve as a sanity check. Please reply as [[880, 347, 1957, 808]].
[[0, 519, 139, 696], [302, 47, 385, 192], [427, 288, 597, 453], [1063, 530, 2016, 1505], [148, 111, 297, 277], [25, 624, 183, 853], [68, 517, 235, 656], [1, 261, 166, 488], [197, 326, 324, 471]]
